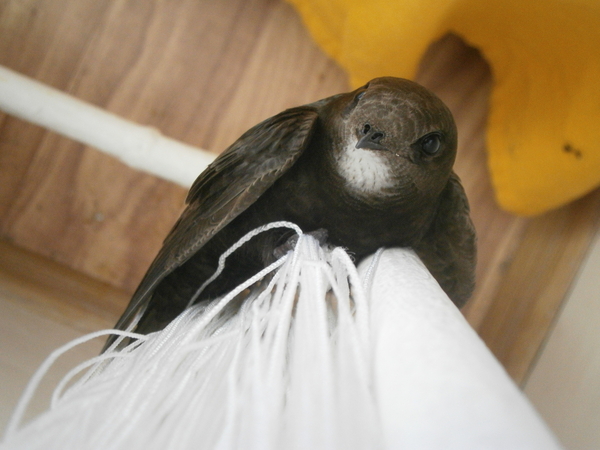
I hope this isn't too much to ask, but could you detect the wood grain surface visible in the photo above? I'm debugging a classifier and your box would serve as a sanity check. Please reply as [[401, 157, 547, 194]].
[[1, 0, 599, 384]]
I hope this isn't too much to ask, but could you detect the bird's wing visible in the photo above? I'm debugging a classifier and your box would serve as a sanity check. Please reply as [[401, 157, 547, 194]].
[[413, 172, 477, 307], [110, 106, 320, 336]]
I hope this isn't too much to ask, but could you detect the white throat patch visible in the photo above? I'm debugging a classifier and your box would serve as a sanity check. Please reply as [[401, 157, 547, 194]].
[[336, 139, 395, 194]]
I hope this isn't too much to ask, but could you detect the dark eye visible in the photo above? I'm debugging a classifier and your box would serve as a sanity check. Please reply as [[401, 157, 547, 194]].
[[355, 90, 366, 102], [420, 133, 442, 155]]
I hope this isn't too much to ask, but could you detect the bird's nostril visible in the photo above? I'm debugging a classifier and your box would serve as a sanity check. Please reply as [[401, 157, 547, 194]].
[[371, 132, 384, 142]]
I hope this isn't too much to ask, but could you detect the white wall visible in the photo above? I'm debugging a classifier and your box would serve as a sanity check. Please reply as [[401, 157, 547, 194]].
[[525, 228, 600, 450]]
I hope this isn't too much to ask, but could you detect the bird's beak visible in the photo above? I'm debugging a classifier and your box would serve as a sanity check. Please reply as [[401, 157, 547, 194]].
[[355, 130, 387, 151]]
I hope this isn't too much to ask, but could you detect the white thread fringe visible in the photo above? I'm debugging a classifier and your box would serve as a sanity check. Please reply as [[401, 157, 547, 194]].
[[1, 230, 382, 450], [2, 223, 562, 450]]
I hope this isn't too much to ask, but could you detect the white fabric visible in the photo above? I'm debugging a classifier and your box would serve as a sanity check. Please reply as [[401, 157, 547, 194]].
[[1, 236, 562, 449], [362, 249, 562, 450]]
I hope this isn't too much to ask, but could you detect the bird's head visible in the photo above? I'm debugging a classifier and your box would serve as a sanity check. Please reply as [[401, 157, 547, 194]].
[[324, 77, 458, 202]]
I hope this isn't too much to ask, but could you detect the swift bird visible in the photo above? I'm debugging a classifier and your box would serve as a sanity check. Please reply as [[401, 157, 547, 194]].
[[105, 77, 476, 348]]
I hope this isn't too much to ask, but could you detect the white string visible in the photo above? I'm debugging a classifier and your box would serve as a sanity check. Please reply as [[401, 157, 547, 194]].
[[51, 353, 127, 409], [1, 223, 382, 450], [361, 247, 384, 296], [3, 329, 147, 439], [186, 221, 303, 308], [4, 221, 303, 441]]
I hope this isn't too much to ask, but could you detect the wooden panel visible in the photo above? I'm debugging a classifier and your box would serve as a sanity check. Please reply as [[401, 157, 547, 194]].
[[0, 0, 348, 293], [0, 1, 598, 384], [0, 239, 126, 333]]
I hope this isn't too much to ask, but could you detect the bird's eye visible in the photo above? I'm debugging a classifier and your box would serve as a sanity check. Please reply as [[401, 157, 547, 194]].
[[355, 90, 366, 102], [362, 123, 371, 134], [420, 133, 442, 155]]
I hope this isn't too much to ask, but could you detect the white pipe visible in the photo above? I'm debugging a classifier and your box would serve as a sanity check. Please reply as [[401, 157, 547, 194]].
[[0, 65, 215, 187]]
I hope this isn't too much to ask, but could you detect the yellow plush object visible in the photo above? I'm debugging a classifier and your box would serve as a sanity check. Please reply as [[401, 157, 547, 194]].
[[287, 0, 600, 215]]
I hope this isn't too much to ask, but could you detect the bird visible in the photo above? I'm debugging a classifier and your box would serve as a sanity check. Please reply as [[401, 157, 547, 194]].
[[105, 77, 476, 349]]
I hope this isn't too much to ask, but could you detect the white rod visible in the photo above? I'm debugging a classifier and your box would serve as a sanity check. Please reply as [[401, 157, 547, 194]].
[[0, 65, 215, 187]]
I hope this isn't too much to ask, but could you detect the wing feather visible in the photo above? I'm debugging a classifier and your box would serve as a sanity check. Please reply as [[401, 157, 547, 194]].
[[110, 107, 319, 334], [413, 173, 477, 307]]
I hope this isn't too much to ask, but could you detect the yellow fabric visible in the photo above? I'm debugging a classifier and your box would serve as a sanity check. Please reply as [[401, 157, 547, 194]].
[[287, 0, 600, 215]]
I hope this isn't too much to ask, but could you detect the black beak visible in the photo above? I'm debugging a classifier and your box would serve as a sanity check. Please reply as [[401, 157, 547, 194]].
[[356, 128, 386, 150]]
